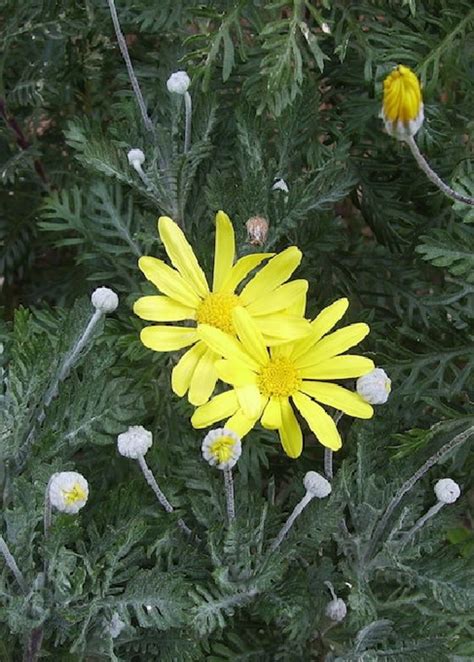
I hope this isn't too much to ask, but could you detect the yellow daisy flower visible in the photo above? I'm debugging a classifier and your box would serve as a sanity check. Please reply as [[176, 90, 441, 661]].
[[134, 211, 310, 406], [191, 301, 375, 458], [382, 65, 424, 140]]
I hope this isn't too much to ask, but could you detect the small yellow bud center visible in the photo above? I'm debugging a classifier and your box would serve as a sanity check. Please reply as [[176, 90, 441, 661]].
[[210, 436, 237, 464], [62, 483, 87, 506], [258, 357, 301, 397], [196, 293, 240, 334]]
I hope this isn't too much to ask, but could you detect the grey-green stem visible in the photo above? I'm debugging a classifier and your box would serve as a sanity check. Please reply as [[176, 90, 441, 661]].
[[184, 91, 192, 153], [0, 535, 27, 594], [223, 468, 235, 522], [406, 136, 474, 206], [400, 501, 444, 547], [270, 491, 313, 552]]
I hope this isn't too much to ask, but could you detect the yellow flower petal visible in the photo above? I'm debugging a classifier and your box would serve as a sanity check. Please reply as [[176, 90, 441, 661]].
[[138, 256, 201, 308], [225, 409, 259, 438], [300, 381, 374, 419], [236, 384, 263, 419], [292, 391, 341, 451], [246, 280, 308, 316], [299, 355, 375, 379], [158, 216, 209, 298], [221, 253, 272, 294], [279, 398, 303, 458], [295, 323, 370, 369], [232, 307, 269, 365], [256, 314, 311, 344], [383, 65, 422, 123], [261, 397, 282, 430], [191, 391, 239, 429], [239, 247, 302, 305], [188, 348, 219, 406], [133, 295, 195, 322], [291, 298, 349, 360], [197, 324, 259, 371], [213, 211, 235, 292], [215, 359, 258, 386], [140, 326, 197, 351], [172, 342, 207, 397]]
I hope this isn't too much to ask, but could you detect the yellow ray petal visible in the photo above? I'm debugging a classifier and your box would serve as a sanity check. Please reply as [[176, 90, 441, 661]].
[[279, 398, 303, 458], [172, 342, 207, 397], [283, 289, 307, 317], [225, 409, 260, 438], [300, 381, 374, 419], [221, 253, 272, 294], [239, 246, 302, 305], [299, 355, 374, 379], [158, 216, 209, 298], [291, 298, 349, 360], [140, 325, 197, 351], [197, 324, 259, 370], [213, 211, 235, 292], [261, 397, 282, 430], [256, 314, 311, 343], [295, 323, 370, 369], [188, 348, 219, 406], [236, 384, 263, 419], [191, 390, 239, 429], [233, 307, 269, 365], [133, 295, 195, 322], [292, 392, 341, 451], [138, 256, 201, 308], [215, 359, 258, 386], [247, 280, 308, 316]]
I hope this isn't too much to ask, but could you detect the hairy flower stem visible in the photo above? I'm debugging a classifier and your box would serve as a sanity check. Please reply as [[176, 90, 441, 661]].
[[407, 136, 474, 206], [184, 91, 192, 153], [223, 468, 235, 522], [324, 412, 343, 480], [137, 455, 192, 536], [366, 424, 474, 561], [270, 492, 313, 552], [400, 501, 444, 547], [0, 535, 27, 594], [23, 627, 44, 662]]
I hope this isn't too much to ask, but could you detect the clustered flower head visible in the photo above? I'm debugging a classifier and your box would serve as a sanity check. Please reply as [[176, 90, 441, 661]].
[[117, 425, 153, 459], [434, 478, 460, 504], [382, 65, 424, 140], [91, 287, 119, 314], [202, 428, 242, 470], [133, 210, 387, 459], [166, 71, 190, 95], [49, 471, 89, 514]]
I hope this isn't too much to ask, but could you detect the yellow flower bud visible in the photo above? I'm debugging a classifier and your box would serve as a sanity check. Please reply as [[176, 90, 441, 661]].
[[382, 65, 424, 140]]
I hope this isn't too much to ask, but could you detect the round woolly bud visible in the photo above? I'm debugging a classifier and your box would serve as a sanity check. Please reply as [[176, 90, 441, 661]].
[[202, 428, 242, 470], [91, 287, 119, 313], [272, 178, 289, 193], [127, 148, 145, 167], [109, 612, 126, 639], [166, 71, 191, 95], [434, 478, 461, 504], [303, 471, 332, 499], [356, 368, 391, 405], [117, 425, 153, 459], [325, 598, 347, 622], [49, 471, 89, 514], [246, 216, 269, 246]]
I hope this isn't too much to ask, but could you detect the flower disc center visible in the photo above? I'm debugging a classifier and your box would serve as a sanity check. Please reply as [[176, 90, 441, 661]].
[[62, 484, 87, 506], [196, 293, 240, 333], [210, 435, 237, 464], [258, 357, 301, 397]]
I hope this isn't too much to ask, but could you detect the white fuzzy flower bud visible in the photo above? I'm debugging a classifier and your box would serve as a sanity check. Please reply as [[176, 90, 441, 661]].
[[202, 428, 242, 470], [303, 471, 332, 498], [166, 71, 190, 95], [325, 598, 347, 622], [109, 612, 126, 639], [91, 287, 119, 313], [246, 216, 269, 246], [127, 148, 145, 169], [49, 471, 89, 514], [434, 478, 461, 504], [117, 425, 153, 459], [272, 178, 289, 193], [356, 368, 391, 405]]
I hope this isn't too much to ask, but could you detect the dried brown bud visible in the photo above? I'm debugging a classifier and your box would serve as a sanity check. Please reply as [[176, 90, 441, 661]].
[[246, 216, 269, 246]]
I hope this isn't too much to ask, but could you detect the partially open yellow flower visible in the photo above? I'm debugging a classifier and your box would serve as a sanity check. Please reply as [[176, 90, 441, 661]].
[[134, 212, 310, 406], [191, 301, 375, 458], [382, 65, 424, 140]]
